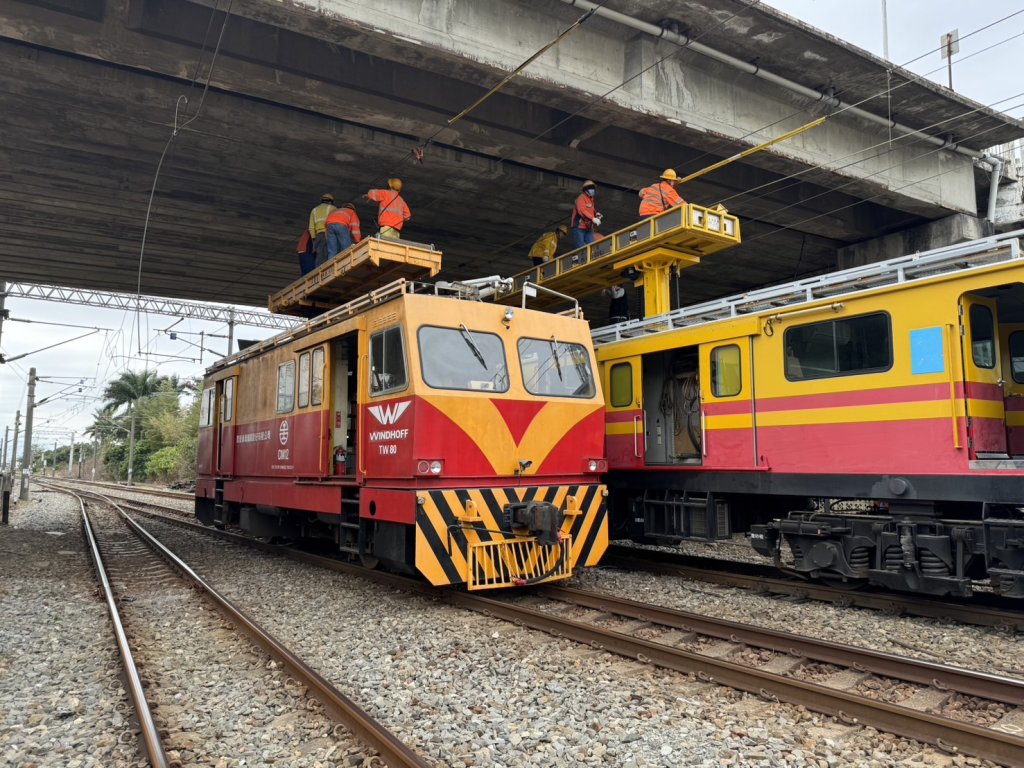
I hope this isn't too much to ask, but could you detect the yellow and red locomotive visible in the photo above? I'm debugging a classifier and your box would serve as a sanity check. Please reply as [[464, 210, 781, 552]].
[[593, 230, 1024, 599], [196, 279, 608, 589]]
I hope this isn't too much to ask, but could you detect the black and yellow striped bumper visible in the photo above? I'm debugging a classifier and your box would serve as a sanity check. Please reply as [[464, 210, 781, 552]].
[[415, 484, 608, 589]]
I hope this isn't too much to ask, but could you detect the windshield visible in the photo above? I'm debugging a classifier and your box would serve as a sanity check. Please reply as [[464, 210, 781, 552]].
[[518, 337, 596, 398], [418, 325, 509, 392]]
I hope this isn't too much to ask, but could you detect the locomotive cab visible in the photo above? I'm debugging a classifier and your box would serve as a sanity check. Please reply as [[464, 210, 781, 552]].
[[196, 280, 609, 590]]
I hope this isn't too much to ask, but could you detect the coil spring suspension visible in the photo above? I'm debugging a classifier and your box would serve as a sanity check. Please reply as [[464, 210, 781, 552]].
[[849, 546, 870, 570], [883, 545, 902, 570], [919, 550, 950, 576]]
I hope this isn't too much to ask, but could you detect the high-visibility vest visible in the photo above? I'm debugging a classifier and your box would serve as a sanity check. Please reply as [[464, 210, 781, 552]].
[[528, 231, 559, 262], [308, 202, 336, 236], [570, 193, 595, 230], [325, 208, 363, 242], [367, 189, 411, 230], [638, 182, 684, 217]]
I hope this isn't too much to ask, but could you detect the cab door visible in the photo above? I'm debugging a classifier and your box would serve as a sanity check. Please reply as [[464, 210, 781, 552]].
[[216, 376, 236, 474], [603, 355, 644, 469], [701, 337, 756, 467], [960, 295, 1008, 458], [1000, 324, 1024, 456]]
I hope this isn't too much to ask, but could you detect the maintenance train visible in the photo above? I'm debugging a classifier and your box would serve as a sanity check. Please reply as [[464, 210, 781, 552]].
[[195, 279, 609, 590], [593, 231, 1024, 599]]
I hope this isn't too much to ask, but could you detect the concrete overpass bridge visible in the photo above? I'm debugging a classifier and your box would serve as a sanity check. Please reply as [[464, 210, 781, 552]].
[[1, 0, 1022, 321]]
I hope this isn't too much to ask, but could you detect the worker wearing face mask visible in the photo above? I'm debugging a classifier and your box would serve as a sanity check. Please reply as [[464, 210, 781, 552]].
[[569, 180, 602, 250]]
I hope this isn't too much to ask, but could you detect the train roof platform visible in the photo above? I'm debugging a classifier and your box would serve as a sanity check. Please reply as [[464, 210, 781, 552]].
[[269, 237, 442, 317]]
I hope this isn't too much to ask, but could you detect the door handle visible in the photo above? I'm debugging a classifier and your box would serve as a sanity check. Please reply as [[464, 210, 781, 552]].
[[633, 415, 642, 458]]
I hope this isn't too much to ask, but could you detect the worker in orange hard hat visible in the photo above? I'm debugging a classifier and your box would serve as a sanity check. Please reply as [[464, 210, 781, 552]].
[[570, 180, 602, 250], [308, 193, 336, 266], [365, 178, 410, 240], [528, 224, 569, 266], [324, 203, 363, 263], [638, 169, 685, 217]]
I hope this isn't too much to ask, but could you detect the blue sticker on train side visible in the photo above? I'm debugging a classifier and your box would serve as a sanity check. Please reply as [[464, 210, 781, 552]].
[[910, 327, 944, 375]]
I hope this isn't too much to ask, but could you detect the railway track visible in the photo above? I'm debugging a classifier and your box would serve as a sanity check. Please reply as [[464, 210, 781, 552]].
[[52, 483, 430, 768], [605, 544, 1024, 631], [53, 481, 1024, 767]]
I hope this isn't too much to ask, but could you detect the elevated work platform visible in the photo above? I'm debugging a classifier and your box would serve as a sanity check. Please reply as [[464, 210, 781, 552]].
[[499, 203, 741, 318], [268, 237, 442, 317]]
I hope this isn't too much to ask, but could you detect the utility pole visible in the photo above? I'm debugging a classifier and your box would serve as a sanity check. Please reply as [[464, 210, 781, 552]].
[[92, 435, 99, 480], [52, 439, 57, 476], [127, 402, 137, 486], [20, 367, 36, 500], [67, 432, 74, 478], [1, 426, 8, 468], [0, 281, 7, 359], [9, 411, 20, 475], [227, 309, 236, 356], [880, 0, 889, 60]]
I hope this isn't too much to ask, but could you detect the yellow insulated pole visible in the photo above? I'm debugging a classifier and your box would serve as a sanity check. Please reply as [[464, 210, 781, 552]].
[[675, 116, 828, 186]]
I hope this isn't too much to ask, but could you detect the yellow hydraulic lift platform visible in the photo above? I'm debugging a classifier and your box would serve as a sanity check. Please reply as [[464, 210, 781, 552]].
[[499, 202, 741, 319], [269, 236, 442, 318]]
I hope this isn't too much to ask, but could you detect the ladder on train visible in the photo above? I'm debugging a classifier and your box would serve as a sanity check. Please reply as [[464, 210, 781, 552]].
[[591, 229, 1024, 346]]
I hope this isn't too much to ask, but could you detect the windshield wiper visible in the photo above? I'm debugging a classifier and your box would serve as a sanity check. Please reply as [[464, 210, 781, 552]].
[[460, 324, 488, 370], [548, 336, 563, 381]]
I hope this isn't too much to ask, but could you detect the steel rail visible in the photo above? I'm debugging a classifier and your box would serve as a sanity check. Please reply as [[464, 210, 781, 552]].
[[65, 488, 1024, 766], [445, 591, 1024, 767], [50, 485, 431, 768], [604, 546, 1024, 631], [74, 493, 171, 768], [537, 585, 1024, 705]]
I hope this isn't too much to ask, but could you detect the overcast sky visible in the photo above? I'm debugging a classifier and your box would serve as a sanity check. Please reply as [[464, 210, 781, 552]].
[[1, 0, 1022, 460]]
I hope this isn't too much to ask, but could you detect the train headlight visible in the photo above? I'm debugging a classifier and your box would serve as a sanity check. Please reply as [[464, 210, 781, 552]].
[[584, 458, 607, 473], [416, 460, 430, 474], [430, 460, 443, 475]]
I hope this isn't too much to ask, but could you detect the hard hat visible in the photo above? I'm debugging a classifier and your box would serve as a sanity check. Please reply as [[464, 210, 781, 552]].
[[581, 179, 596, 190], [342, 202, 356, 210], [321, 193, 335, 202], [556, 225, 569, 235], [660, 168, 678, 182], [388, 178, 403, 192]]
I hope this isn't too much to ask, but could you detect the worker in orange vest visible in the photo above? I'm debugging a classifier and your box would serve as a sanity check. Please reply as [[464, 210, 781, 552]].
[[308, 193, 336, 265], [365, 178, 410, 240], [324, 203, 363, 263], [570, 180, 602, 250], [638, 169, 685, 217]]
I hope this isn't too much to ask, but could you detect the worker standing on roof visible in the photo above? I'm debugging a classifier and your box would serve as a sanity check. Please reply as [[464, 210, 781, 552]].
[[366, 178, 410, 240], [638, 169, 685, 217], [308, 193, 336, 266], [570, 180, 602, 250], [528, 225, 569, 266], [324, 203, 363, 263]]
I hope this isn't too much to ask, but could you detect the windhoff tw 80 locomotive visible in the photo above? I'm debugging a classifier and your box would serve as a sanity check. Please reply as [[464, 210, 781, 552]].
[[593, 230, 1024, 599], [196, 278, 608, 590]]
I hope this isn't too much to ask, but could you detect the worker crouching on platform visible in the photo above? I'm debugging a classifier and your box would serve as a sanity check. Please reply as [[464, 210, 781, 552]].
[[324, 203, 363, 262], [308, 193, 336, 265], [296, 230, 315, 275], [570, 180, 602, 250], [528, 225, 569, 266], [639, 169, 685, 217], [366, 178, 410, 240]]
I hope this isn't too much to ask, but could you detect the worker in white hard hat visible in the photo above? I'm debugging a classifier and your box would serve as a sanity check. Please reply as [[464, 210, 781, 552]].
[[570, 180, 602, 250], [638, 169, 685, 217]]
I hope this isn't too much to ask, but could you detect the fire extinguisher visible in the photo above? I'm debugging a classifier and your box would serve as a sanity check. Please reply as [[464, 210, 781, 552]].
[[333, 446, 346, 475]]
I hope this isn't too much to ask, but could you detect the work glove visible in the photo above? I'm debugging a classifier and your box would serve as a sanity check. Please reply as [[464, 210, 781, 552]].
[[593, 214, 603, 227]]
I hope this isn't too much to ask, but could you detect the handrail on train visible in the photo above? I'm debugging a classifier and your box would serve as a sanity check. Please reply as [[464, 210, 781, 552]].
[[591, 229, 1024, 345]]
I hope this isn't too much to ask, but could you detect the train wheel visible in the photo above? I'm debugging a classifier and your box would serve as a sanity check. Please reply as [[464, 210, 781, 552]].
[[360, 553, 380, 570]]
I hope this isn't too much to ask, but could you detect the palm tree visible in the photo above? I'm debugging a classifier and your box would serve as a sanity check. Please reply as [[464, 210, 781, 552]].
[[100, 370, 181, 485]]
